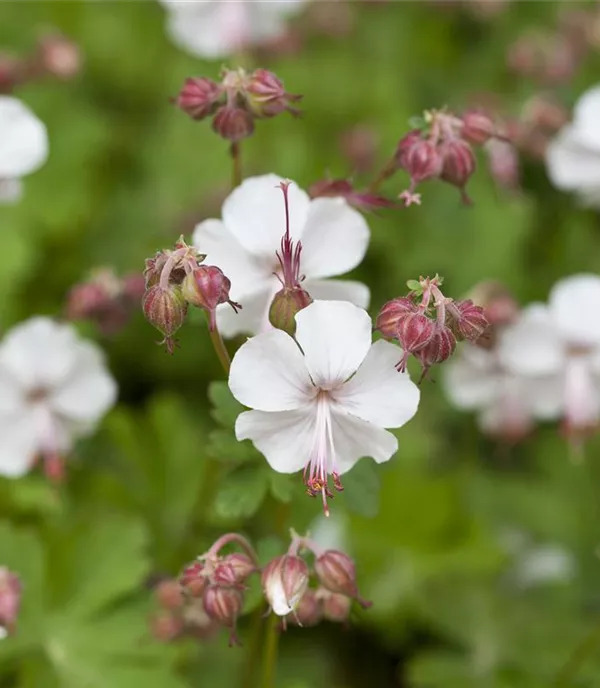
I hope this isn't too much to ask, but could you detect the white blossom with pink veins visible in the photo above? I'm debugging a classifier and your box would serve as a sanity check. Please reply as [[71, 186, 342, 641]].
[[0, 97, 48, 204], [546, 85, 600, 208], [228, 300, 420, 514], [497, 275, 600, 434], [159, 0, 305, 59], [192, 174, 370, 337], [0, 318, 117, 478]]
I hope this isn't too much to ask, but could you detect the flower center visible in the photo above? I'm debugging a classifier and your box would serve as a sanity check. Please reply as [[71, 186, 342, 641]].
[[303, 390, 343, 517]]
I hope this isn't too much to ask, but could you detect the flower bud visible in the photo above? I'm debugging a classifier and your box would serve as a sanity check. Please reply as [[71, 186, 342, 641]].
[[182, 265, 240, 331], [397, 312, 435, 353], [179, 561, 207, 598], [314, 550, 371, 608], [416, 324, 456, 371], [0, 568, 21, 636], [150, 611, 184, 642], [394, 129, 424, 170], [269, 287, 313, 336], [37, 34, 81, 80], [320, 590, 352, 623], [212, 105, 254, 142], [440, 138, 476, 203], [202, 585, 244, 644], [447, 299, 489, 342], [461, 110, 495, 145], [245, 69, 302, 118], [155, 579, 184, 610], [262, 555, 309, 617], [142, 285, 187, 353], [401, 138, 444, 184], [287, 588, 322, 627], [213, 553, 256, 587], [175, 77, 221, 120], [376, 297, 417, 338]]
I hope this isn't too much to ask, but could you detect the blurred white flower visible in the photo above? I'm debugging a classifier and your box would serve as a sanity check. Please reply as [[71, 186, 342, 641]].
[[159, 0, 305, 59], [513, 545, 576, 588], [0, 317, 117, 478], [229, 300, 420, 514], [498, 275, 600, 434], [546, 84, 600, 208], [192, 174, 370, 337], [0, 96, 48, 204]]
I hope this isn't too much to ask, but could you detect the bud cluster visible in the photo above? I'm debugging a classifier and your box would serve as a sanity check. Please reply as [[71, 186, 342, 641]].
[[66, 268, 145, 336], [393, 108, 505, 206], [142, 236, 240, 352], [0, 567, 21, 638], [174, 67, 302, 143], [376, 275, 489, 379]]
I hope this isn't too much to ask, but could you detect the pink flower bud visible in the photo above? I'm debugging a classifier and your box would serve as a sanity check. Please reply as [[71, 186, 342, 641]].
[[245, 68, 302, 118], [182, 265, 241, 331], [320, 590, 352, 623], [212, 105, 254, 142], [175, 77, 221, 120], [314, 550, 371, 609], [376, 297, 417, 338], [0, 568, 21, 636], [394, 129, 424, 170], [287, 588, 322, 627], [440, 138, 476, 203], [202, 585, 244, 644], [461, 110, 495, 145], [447, 299, 489, 342], [142, 285, 187, 354], [37, 34, 81, 80], [213, 553, 257, 587], [401, 138, 444, 184], [154, 579, 184, 610], [261, 555, 310, 617], [397, 312, 435, 353], [268, 287, 313, 336], [416, 324, 456, 373], [150, 611, 184, 642], [180, 562, 207, 598]]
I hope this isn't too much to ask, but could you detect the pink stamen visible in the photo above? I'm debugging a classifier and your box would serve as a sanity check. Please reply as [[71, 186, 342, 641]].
[[275, 182, 304, 290]]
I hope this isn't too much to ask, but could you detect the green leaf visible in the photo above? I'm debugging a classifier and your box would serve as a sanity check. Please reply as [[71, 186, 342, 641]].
[[408, 115, 426, 130], [208, 381, 245, 428], [406, 279, 422, 293], [343, 460, 381, 518], [212, 467, 268, 521], [269, 472, 294, 503], [208, 428, 257, 464]]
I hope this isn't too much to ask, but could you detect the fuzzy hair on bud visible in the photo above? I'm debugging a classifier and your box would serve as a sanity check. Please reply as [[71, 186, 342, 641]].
[[402, 138, 444, 184], [202, 585, 244, 630], [447, 299, 489, 342], [416, 324, 457, 374], [268, 287, 313, 336], [182, 265, 240, 331], [376, 297, 417, 339], [245, 68, 302, 119], [175, 77, 221, 120], [314, 550, 371, 609], [261, 555, 310, 617], [397, 312, 435, 353], [142, 285, 187, 354], [212, 105, 255, 142], [179, 561, 207, 598], [461, 110, 495, 145], [213, 553, 256, 587], [440, 138, 476, 203]]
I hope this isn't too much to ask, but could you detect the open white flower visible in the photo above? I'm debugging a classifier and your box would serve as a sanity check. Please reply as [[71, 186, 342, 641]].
[[0, 96, 48, 204], [229, 300, 420, 514], [546, 85, 600, 208], [192, 174, 370, 337], [498, 275, 600, 433], [0, 317, 117, 478], [160, 0, 305, 59]]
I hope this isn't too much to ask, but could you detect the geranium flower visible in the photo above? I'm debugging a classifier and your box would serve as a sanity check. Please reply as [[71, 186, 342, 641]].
[[159, 0, 305, 60], [498, 275, 600, 435], [0, 317, 117, 478], [192, 174, 370, 337], [546, 85, 600, 208], [0, 96, 48, 204], [228, 300, 420, 514]]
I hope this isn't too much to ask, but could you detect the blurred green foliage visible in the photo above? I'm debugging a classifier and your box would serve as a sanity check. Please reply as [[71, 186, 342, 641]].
[[2, 1, 600, 687]]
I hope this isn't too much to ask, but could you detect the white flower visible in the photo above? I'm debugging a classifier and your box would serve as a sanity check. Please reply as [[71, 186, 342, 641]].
[[546, 84, 600, 208], [228, 300, 420, 514], [159, 0, 305, 59], [0, 96, 48, 204], [498, 275, 600, 432], [192, 174, 370, 337], [0, 317, 117, 478]]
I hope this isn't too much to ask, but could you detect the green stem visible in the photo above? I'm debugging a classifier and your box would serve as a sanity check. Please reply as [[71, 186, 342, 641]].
[[261, 613, 280, 688], [240, 605, 266, 688], [208, 321, 231, 375], [554, 623, 600, 687], [231, 142, 242, 189]]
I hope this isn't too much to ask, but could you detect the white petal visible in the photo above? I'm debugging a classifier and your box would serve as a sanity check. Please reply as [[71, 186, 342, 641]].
[[303, 278, 370, 309], [0, 317, 78, 390], [572, 84, 600, 151], [222, 175, 310, 258], [549, 274, 600, 347], [229, 330, 313, 411], [564, 356, 600, 428], [215, 285, 275, 338], [294, 301, 372, 388], [269, 578, 294, 616], [0, 97, 48, 178], [0, 412, 39, 478], [444, 347, 500, 409], [299, 198, 370, 279], [192, 218, 269, 301], [330, 410, 398, 475], [546, 126, 600, 191], [48, 341, 117, 423], [334, 340, 420, 427], [524, 374, 564, 420], [0, 366, 26, 414], [497, 305, 564, 376], [235, 407, 315, 473]]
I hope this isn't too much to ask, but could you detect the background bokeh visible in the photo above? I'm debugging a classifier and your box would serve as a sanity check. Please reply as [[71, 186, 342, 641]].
[[2, 1, 600, 687]]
